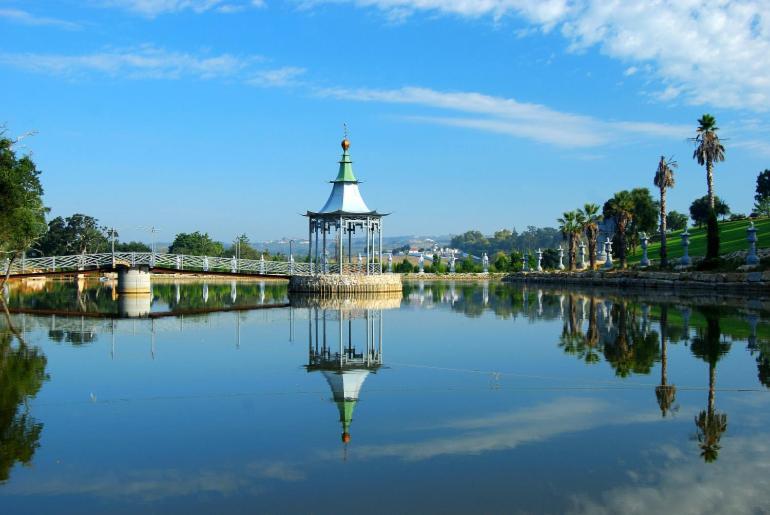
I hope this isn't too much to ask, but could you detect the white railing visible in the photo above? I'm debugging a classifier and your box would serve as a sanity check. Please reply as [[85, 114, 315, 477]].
[[4, 252, 383, 277]]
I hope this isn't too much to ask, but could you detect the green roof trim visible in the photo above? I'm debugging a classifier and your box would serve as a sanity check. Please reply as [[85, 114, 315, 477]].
[[336, 399, 357, 433], [334, 150, 358, 183]]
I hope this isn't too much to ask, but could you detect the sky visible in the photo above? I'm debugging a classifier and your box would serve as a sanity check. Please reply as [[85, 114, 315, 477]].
[[1, 0, 769, 243]]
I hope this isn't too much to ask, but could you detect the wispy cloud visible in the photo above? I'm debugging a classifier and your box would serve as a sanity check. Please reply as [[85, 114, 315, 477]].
[[318, 85, 690, 147], [248, 66, 306, 87], [309, 1, 770, 112], [0, 8, 80, 30], [349, 397, 666, 462], [0, 45, 264, 80], [102, 0, 265, 17]]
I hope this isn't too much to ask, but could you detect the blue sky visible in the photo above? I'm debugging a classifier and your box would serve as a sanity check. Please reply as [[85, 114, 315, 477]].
[[2, 0, 769, 243]]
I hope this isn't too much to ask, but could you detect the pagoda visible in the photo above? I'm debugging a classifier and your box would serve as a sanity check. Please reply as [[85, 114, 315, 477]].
[[305, 137, 385, 275]]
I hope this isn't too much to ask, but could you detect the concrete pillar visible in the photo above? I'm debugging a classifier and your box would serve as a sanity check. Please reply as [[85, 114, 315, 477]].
[[117, 266, 151, 294]]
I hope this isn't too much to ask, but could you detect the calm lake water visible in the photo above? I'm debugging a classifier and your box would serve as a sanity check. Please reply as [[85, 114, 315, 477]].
[[2, 278, 770, 514]]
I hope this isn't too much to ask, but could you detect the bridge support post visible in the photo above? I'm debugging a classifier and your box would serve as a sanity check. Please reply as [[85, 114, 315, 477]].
[[117, 266, 152, 294]]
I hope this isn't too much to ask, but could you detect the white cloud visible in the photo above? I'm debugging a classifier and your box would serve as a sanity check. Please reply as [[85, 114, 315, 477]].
[[568, 436, 770, 515], [313, 0, 770, 112], [319, 85, 690, 147], [248, 66, 306, 86], [0, 8, 80, 29], [103, 0, 264, 16], [0, 45, 262, 80]]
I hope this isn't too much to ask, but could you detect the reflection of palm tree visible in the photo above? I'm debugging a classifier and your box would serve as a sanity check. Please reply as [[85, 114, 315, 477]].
[[691, 307, 730, 463], [603, 300, 660, 377], [655, 305, 676, 417]]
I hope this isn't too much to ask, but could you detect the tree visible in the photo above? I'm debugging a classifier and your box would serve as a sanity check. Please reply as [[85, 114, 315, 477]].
[[0, 318, 49, 482], [667, 211, 688, 231], [654, 156, 677, 266], [692, 114, 726, 210], [626, 188, 659, 254], [0, 134, 48, 286], [690, 307, 730, 463], [114, 241, 151, 252], [689, 195, 730, 226], [168, 232, 224, 256], [755, 169, 770, 216], [579, 203, 601, 269], [655, 305, 676, 417], [603, 191, 635, 268], [37, 214, 109, 256], [557, 210, 583, 271], [226, 234, 261, 260]]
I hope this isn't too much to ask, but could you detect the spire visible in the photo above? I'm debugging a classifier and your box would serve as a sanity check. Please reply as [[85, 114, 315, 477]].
[[334, 135, 358, 183]]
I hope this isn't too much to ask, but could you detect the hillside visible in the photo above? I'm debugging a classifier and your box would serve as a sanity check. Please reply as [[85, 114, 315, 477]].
[[626, 216, 770, 264]]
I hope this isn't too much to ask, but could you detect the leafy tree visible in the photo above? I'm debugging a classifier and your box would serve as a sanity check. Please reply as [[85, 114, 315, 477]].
[[492, 252, 509, 272], [689, 195, 730, 226], [168, 231, 224, 256], [114, 241, 152, 252], [579, 203, 601, 269], [667, 211, 688, 231], [0, 134, 47, 285], [0, 320, 49, 482], [37, 214, 109, 256], [692, 114, 726, 210], [226, 234, 261, 260], [627, 188, 659, 254], [541, 248, 559, 269], [603, 191, 635, 268], [705, 210, 720, 260], [754, 169, 770, 216], [558, 210, 584, 271], [654, 156, 677, 266]]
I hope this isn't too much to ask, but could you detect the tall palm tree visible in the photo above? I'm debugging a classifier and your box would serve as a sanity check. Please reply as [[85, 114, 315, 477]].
[[579, 203, 601, 269], [605, 191, 635, 268], [655, 304, 676, 416], [557, 211, 580, 270], [653, 156, 677, 267], [692, 114, 726, 210], [691, 307, 730, 463]]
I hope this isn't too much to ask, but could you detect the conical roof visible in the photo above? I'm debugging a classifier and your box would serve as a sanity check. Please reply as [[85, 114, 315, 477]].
[[312, 139, 377, 215]]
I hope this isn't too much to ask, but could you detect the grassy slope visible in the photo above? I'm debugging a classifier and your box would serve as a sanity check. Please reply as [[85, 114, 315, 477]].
[[626, 216, 770, 264]]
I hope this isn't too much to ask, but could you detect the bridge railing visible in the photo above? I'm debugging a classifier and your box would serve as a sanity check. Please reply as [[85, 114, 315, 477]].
[[4, 252, 384, 277]]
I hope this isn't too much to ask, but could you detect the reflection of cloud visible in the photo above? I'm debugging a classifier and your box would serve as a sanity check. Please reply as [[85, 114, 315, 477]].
[[2, 460, 303, 501], [353, 397, 661, 461], [568, 436, 770, 515]]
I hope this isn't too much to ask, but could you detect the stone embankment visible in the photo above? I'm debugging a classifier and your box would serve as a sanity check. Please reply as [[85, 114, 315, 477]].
[[503, 270, 770, 293], [289, 273, 402, 294], [401, 273, 504, 281]]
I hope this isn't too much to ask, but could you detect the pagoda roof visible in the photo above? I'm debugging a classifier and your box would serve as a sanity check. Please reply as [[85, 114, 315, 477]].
[[308, 138, 385, 216]]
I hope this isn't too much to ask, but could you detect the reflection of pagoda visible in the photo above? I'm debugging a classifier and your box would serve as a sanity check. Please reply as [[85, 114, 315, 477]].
[[302, 298, 392, 444]]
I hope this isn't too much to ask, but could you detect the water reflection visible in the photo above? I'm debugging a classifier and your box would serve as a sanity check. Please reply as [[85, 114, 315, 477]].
[[0, 304, 48, 483], [691, 307, 730, 463], [1, 279, 769, 512]]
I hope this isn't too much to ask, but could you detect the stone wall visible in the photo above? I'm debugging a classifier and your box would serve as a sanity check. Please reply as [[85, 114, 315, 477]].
[[503, 270, 770, 293], [289, 273, 402, 294]]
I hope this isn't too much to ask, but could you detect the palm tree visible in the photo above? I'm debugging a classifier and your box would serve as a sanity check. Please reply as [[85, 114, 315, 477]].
[[579, 203, 601, 269], [653, 156, 677, 267], [691, 307, 730, 463], [692, 114, 726, 210], [655, 305, 676, 416], [558, 211, 580, 270], [604, 191, 635, 268]]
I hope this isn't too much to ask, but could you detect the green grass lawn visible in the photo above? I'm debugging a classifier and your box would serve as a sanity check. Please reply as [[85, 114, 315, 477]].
[[626, 216, 770, 265]]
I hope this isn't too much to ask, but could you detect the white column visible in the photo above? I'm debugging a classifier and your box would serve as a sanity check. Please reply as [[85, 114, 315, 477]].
[[379, 219, 383, 273], [366, 217, 371, 275]]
